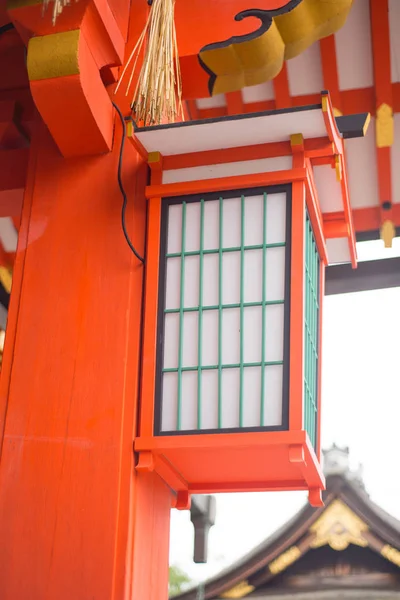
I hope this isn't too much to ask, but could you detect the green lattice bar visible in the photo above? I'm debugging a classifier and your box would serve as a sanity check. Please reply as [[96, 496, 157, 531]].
[[164, 361, 284, 374], [218, 196, 223, 428], [177, 201, 187, 431], [260, 192, 267, 426], [165, 300, 283, 314], [166, 242, 285, 259], [239, 195, 245, 427], [197, 199, 205, 429], [304, 213, 320, 449], [162, 192, 288, 432]]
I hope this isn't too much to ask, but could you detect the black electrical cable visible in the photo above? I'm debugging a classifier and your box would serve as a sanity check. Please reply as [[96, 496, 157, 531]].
[[0, 23, 15, 36], [112, 102, 145, 265]]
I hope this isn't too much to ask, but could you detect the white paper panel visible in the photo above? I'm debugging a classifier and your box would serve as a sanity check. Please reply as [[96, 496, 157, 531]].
[[161, 372, 178, 431], [203, 254, 219, 306], [161, 191, 288, 432], [243, 306, 262, 364], [165, 258, 181, 309], [266, 247, 285, 301], [181, 371, 198, 430], [222, 197, 241, 247], [203, 200, 220, 249], [222, 252, 240, 304], [201, 370, 219, 429], [265, 304, 284, 362], [266, 193, 286, 244], [242, 367, 262, 428], [262, 365, 283, 427], [244, 194, 263, 246], [167, 204, 182, 253], [202, 310, 219, 367], [163, 313, 179, 369], [222, 308, 240, 364], [182, 312, 198, 368], [244, 250, 263, 303], [185, 202, 201, 251], [221, 368, 240, 428], [184, 255, 199, 308]]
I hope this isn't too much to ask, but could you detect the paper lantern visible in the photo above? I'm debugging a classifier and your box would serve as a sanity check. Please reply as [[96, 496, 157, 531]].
[[132, 92, 369, 508]]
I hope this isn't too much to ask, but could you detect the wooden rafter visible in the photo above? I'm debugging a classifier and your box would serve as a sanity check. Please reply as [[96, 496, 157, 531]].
[[195, 83, 400, 122], [273, 63, 291, 109], [369, 0, 395, 247], [319, 35, 342, 115], [225, 91, 244, 116]]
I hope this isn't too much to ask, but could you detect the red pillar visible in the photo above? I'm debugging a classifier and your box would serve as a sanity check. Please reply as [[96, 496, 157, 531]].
[[0, 117, 172, 599]]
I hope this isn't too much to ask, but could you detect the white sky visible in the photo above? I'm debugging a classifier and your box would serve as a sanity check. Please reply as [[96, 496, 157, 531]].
[[169, 250, 400, 585]]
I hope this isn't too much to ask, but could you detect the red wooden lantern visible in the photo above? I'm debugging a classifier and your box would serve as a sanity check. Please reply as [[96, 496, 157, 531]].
[[133, 92, 369, 509]]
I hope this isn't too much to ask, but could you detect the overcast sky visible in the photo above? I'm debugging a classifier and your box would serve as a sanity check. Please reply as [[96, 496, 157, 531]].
[[169, 239, 400, 584]]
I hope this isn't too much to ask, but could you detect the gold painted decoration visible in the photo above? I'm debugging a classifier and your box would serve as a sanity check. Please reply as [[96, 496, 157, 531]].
[[310, 499, 368, 551], [376, 103, 394, 148], [380, 219, 396, 249], [335, 155, 342, 182], [116, 0, 183, 127], [27, 30, 80, 82], [199, 0, 354, 95], [269, 546, 301, 574], [0, 267, 12, 295], [220, 581, 255, 599], [381, 545, 400, 567]]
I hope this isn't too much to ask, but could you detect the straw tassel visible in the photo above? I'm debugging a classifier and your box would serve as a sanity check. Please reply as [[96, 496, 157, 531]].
[[115, 0, 183, 126], [42, 0, 71, 25]]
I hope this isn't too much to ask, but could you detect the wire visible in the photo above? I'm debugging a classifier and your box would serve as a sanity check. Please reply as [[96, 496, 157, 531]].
[[0, 23, 14, 36], [112, 101, 145, 265]]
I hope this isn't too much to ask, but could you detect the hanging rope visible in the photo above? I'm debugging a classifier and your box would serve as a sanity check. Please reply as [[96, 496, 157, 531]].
[[42, 0, 71, 25], [115, 0, 183, 126]]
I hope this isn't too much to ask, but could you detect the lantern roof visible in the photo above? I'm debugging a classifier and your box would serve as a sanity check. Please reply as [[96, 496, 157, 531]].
[[133, 98, 369, 267], [133, 103, 368, 157], [175, 448, 400, 600]]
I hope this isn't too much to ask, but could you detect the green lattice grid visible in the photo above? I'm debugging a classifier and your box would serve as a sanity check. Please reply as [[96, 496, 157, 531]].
[[304, 213, 320, 449], [163, 194, 286, 431]]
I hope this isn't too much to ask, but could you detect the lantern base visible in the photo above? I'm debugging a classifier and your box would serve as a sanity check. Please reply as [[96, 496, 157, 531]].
[[135, 430, 325, 507]]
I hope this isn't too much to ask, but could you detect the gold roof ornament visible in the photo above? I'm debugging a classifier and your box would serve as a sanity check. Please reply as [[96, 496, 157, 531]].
[[220, 581, 255, 599], [310, 499, 369, 551], [269, 546, 302, 575]]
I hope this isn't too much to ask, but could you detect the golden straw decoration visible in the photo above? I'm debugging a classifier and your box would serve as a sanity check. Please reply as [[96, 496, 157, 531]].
[[115, 0, 183, 127]]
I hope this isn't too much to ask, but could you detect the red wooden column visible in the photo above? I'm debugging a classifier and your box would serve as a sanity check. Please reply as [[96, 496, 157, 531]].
[[0, 116, 172, 599]]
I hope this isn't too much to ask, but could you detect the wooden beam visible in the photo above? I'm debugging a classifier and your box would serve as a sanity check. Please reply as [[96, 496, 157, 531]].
[[196, 84, 400, 121], [273, 64, 291, 109], [326, 257, 400, 295], [226, 91, 244, 116], [0, 148, 29, 190], [369, 0, 395, 245], [319, 35, 342, 114], [186, 100, 199, 120]]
